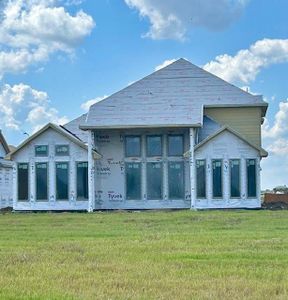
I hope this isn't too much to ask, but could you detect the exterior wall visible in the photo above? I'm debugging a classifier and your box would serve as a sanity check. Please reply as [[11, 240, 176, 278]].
[[93, 128, 192, 209], [195, 130, 261, 209], [0, 160, 13, 209], [12, 128, 89, 211], [205, 107, 262, 147]]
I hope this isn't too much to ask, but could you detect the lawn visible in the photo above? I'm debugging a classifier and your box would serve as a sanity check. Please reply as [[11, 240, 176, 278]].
[[0, 210, 288, 299]]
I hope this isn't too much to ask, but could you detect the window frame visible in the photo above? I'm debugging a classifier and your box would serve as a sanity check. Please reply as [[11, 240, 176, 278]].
[[246, 158, 257, 198], [35, 162, 49, 201], [55, 161, 69, 201], [55, 144, 70, 156], [196, 159, 206, 199], [167, 134, 184, 157], [17, 162, 29, 201], [146, 135, 162, 157], [125, 162, 142, 200], [35, 145, 49, 157], [125, 135, 141, 158], [168, 160, 185, 200], [229, 159, 241, 199], [212, 159, 223, 199], [76, 161, 88, 200]]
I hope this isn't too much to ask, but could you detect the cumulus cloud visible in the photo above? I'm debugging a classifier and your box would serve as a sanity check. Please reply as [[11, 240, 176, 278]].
[[81, 95, 108, 111], [204, 38, 288, 84], [260, 99, 288, 188], [0, 83, 68, 132], [263, 100, 288, 140], [0, 0, 95, 77], [125, 0, 247, 40], [155, 58, 177, 71]]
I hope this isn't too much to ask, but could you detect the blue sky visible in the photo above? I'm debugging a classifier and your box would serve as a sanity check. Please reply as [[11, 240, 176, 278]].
[[0, 0, 287, 189]]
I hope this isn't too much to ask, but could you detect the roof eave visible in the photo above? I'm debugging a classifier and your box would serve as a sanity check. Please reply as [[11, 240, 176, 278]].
[[79, 123, 203, 130]]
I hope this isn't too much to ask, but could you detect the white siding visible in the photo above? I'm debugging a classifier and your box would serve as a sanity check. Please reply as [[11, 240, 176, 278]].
[[195, 130, 261, 209], [13, 128, 88, 211]]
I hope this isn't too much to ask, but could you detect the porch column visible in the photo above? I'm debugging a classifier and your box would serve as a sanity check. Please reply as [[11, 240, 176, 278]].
[[88, 130, 95, 212], [189, 128, 196, 209]]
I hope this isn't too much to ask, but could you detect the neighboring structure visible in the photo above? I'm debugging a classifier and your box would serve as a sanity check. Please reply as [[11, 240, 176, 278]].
[[0, 130, 13, 209], [11, 59, 268, 211], [263, 193, 288, 209]]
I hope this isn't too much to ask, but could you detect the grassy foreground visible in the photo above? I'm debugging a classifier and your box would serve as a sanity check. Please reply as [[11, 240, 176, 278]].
[[0, 210, 288, 299]]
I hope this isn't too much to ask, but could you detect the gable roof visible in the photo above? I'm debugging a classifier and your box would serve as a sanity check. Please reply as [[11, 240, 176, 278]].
[[8, 123, 101, 159], [0, 130, 10, 154], [81, 58, 268, 130], [63, 113, 88, 143], [193, 126, 268, 157]]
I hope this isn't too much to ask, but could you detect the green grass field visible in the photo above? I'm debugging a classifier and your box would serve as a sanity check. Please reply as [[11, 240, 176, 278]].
[[0, 210, 288, 299]]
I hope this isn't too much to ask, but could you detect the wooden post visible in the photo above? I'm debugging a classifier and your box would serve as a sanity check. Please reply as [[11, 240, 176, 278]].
[[88, 130, 95, 212], [189, 128, 196, 209]]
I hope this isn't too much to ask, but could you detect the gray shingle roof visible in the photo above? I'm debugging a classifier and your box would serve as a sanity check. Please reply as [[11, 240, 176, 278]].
[[81, 58, 267, 129]]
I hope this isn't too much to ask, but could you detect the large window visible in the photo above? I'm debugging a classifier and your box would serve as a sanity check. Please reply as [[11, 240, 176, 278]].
[[196, 160, 206, 198], [56, 162, 69, 200], [77, 162, 88, 200], [168, 161, 184, 199], [35, 145, 48, 157], [247, 159, 256, 197], [168, 135, 184, 156], [212, 160, 222, 198], [18, 163, 29, 201], [55, 145, 69, 156], [126, 162, 141, 200], [146, 136, 162, 157], [147, 162, 163, 199], [36, 162, 48, 200], [230, 159, 240, 198], [125, 136, 141, 157]]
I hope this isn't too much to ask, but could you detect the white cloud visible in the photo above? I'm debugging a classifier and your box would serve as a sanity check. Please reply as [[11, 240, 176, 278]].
[[261, 99, 288, 189], [0, 83, 68, 132], [266, 138, 288, 156], [263, 100, 288, 139], [125, 0, 247, 40], [204, 38, 288, 84], [81, 95, 108, 111], [155, 58, 177, 71], [0, 0, 95, 77]]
